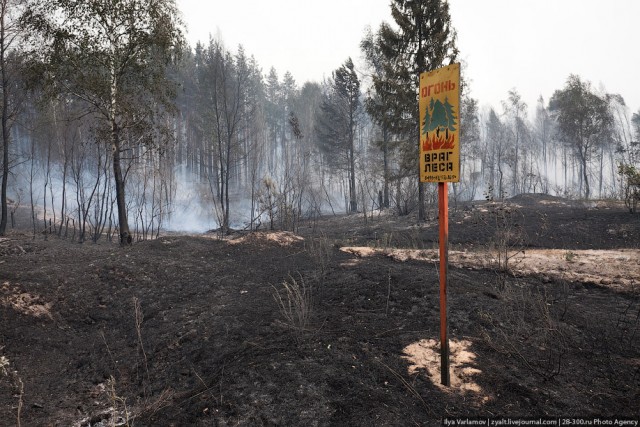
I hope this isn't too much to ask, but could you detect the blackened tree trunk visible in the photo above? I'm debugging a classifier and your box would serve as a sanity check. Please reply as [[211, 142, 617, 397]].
[[111, 120, 130, 244], [382, 125, 390, 208], [349, 139, 357, 212], [0, 58, 8, 235]]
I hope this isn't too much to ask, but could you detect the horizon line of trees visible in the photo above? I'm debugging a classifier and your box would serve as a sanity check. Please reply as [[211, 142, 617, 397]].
[[1, 0, 639, 244]]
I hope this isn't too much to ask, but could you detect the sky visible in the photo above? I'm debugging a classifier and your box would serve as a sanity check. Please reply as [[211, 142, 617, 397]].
[[176, 0, 640, 117]]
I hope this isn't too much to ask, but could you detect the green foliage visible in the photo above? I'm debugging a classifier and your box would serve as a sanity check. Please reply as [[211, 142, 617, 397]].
[[316, 57, 361, 160], [459, 97, 481, 153], [549, 75, 613, 149], [365, 0, 457, 139], [564, 251, 576, 262], [549, 75, 614, 199], [22, 0, 184, 120], [361, 0, 459, 211], [20, 0, 185, 244], [619, 164, 640, 185], [618, 163, 640, 213], [316, 57, 360, 212], [422, 97, 457, 135]]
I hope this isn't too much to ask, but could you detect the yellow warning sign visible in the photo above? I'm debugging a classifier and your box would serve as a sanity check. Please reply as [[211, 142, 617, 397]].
[[419, 63, 461, 183]]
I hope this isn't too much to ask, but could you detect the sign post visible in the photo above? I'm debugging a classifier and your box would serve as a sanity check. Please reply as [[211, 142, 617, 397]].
[[419, 63, 460, 387], [437, 181, 450, 386]]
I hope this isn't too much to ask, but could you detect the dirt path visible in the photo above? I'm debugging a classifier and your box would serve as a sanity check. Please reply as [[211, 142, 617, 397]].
[[342, 247, 640, 291]]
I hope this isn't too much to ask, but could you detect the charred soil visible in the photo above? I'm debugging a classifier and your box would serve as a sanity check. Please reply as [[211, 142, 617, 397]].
[[0, 194, 639, 426]]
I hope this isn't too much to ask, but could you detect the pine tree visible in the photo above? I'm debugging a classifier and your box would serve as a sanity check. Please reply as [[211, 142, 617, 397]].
[[443, 97, 457, 133], [361, 28, 394, 208], [316, 58, 361, 213], [364, 0, 458, 219]]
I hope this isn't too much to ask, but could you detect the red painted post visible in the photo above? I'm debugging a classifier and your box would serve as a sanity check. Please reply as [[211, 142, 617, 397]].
[[438, 182, 450, 386]]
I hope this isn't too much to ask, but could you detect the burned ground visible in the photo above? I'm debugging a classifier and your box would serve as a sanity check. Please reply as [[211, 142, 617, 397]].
[[0, 194, 639, 426]]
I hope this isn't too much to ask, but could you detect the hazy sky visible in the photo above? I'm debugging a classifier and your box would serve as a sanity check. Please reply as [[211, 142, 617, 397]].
[[177, 0, 640, 116]]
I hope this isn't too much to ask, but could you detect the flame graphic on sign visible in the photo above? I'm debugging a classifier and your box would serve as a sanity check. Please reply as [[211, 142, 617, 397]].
[[422, 133, 456, 151]]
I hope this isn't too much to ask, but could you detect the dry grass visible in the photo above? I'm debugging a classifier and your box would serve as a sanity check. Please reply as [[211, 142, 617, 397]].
[[1, 354, 24, 427], [479, 283, 570, 380], [305, 233, 332, 283], [272, 273, 313, 339]]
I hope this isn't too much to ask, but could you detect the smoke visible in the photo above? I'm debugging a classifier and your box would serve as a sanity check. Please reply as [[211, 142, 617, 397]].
[[161, 168, 217, 233], [160, 169, 258, 233], [163, 202, 217, 233]]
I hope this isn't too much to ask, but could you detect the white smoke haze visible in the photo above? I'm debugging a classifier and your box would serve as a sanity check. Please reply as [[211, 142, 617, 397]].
[[163, 174, 217, 233], [8, 139, 624, 240], [162, 168, 259, 233], [9, 156, 339, 236], [163, 198, 216, 233]]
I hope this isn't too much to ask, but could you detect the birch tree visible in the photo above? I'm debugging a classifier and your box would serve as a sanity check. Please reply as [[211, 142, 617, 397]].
[[22, 0, 184, 244]]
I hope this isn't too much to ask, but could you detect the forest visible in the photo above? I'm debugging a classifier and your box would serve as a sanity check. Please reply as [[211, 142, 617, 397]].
[[0, 0, 639, 245], [1, 1, 639, 425]]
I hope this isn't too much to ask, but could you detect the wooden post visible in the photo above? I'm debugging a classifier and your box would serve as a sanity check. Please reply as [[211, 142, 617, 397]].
[[438, 182, 450, 386], [419, 64, 460, 387]]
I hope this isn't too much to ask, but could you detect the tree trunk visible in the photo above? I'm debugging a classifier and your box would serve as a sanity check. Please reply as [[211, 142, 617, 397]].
[[218, 161, 226, 232], [109, 55, 130, 245], [497, 157, 504, 200], [513, 134, 519, 196], [598, 146, 604, 198], [382, 125, 390, 208], [0, 98, 8, 235], [581, 154, 590, 199], [418, 181, 426, 221], [112, 120, 131, 245], [0, 16, 8, 236], [224, 152, 230, 232], [349, 146, 357, 213], [58, 158, 68, 237]]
